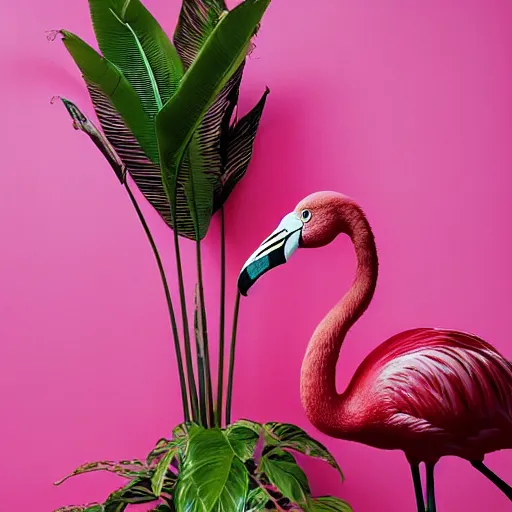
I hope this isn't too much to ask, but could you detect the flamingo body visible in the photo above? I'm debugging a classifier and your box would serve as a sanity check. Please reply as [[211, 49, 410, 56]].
[[239, 191, 512, 508], [323, 327, 512, 463]]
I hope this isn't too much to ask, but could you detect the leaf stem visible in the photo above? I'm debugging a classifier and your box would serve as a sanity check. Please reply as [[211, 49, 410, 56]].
[[225, 291, 241, 426], [171, 204, 200, 423], [194, 283, 208, 427], [196, 239, 215, 427], [216, 207, 227, 427], [124, 180, 189, 421]]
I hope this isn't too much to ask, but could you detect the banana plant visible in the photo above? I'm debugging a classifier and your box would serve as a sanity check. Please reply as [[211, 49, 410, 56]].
[[57, 0, 270, 425], [52, 0, 353, 510], [60, 0, 268, 240]]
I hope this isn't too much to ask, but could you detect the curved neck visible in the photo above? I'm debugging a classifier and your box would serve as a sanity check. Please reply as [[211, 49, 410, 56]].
[[300, 201, 378, 436]]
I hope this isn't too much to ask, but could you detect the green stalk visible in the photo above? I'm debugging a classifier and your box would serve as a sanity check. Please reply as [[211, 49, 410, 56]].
[[124, 180, 189, 421], [194, 287, 208, 427], [196, 239, 215, 427], [215, 208, 226, 427], [225, 291, 241, 426], [171, 204, 200, 423]]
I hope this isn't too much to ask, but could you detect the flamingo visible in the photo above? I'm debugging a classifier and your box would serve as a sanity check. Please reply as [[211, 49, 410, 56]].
[[237, 191, 512, 511]]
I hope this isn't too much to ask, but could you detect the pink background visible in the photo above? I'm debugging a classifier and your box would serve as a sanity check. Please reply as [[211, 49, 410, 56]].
[[2, 0, 512, 510]]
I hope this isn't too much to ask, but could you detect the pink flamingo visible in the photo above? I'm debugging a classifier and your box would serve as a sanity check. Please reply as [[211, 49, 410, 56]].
[[238, 192, 512, 511]]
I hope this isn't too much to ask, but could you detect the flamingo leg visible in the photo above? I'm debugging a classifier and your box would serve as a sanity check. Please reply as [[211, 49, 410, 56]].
[[426, 464, 436, 512], [471, 461, 512, 501], [410, 463, 425, 512]]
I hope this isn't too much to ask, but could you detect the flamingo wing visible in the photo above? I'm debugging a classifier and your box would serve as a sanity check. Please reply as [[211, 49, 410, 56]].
[[349, 328, 512, 450]]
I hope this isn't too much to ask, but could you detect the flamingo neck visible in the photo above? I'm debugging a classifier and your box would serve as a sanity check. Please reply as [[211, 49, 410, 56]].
[[300, 201, 378, 437]]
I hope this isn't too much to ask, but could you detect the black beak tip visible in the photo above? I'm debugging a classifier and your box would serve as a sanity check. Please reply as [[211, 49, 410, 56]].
[[238, 248, 289, 298], [237, 269, 252, 297]]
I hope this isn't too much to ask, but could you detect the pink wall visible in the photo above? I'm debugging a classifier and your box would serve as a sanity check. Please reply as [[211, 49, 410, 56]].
[[2, 0, 512, 510]]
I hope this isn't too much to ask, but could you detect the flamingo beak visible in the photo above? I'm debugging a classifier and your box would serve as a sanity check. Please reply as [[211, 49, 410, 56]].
[[238, 213, 303, 296]]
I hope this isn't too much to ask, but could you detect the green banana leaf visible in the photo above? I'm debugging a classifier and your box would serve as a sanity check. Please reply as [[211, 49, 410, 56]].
[[156, 0, 271, 240], [174, 0, 227, 70], [56, 83, 174, 228], [88, 0, 183, 112], [61, 0, 182, 229], [60, 30, 158, 164], [86, 85, 174, 227], [172, 0, 250, 238], [173, 0, 266, 223], [185, 64, 245, 231], [60, 0, 269, 240], [215, 87, 269, 210]]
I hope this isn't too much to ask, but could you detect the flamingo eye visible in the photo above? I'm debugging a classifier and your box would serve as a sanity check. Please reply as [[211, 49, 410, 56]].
[[301, 209, 312, 223]]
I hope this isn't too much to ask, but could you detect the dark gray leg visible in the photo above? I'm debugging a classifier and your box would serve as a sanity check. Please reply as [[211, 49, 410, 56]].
[[471, 460, 512, 501], [410, 463, 425, 512], [426, 463, 436, 512]]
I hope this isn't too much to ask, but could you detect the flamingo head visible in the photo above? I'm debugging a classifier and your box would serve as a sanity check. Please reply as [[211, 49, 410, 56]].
[[238, 191, 348, 296]]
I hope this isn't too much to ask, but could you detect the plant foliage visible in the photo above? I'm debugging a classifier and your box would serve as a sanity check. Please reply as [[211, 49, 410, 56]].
[[59, 0, 269, 240], [53, 0, 352, 511], [54, 421, 351, 512]]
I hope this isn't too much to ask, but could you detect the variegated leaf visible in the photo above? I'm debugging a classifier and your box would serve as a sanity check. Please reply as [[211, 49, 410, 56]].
[[310, 496, 353, 512], [258, 450, 310, 508], [60, 30, 157, 163], [244, 487, 270, 511], [146, 437, 183, 470], [219, 64, 243, 165], [86, 77, 227, 240], [147, 438, 172, 466], [225, 420, 261, 462], [156, 0, 270, 240], [231, 419, 262, 434], [56, 97, 126, 183], [172, 422, 194, 463], [104, 475, 174, 512], [150, 505, 176, 512], [54, 459, 150, 485], [151, 441, 180, 496], [173, 422, 193, 447], [263, 422, 343, 479], [215, 88, 269, 210], [53, 505, 104, 512], [86, 84, 180, 232], [212, 456, 248, 512], [176, 65, 245, 239], [174, 0, 227, 70]]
